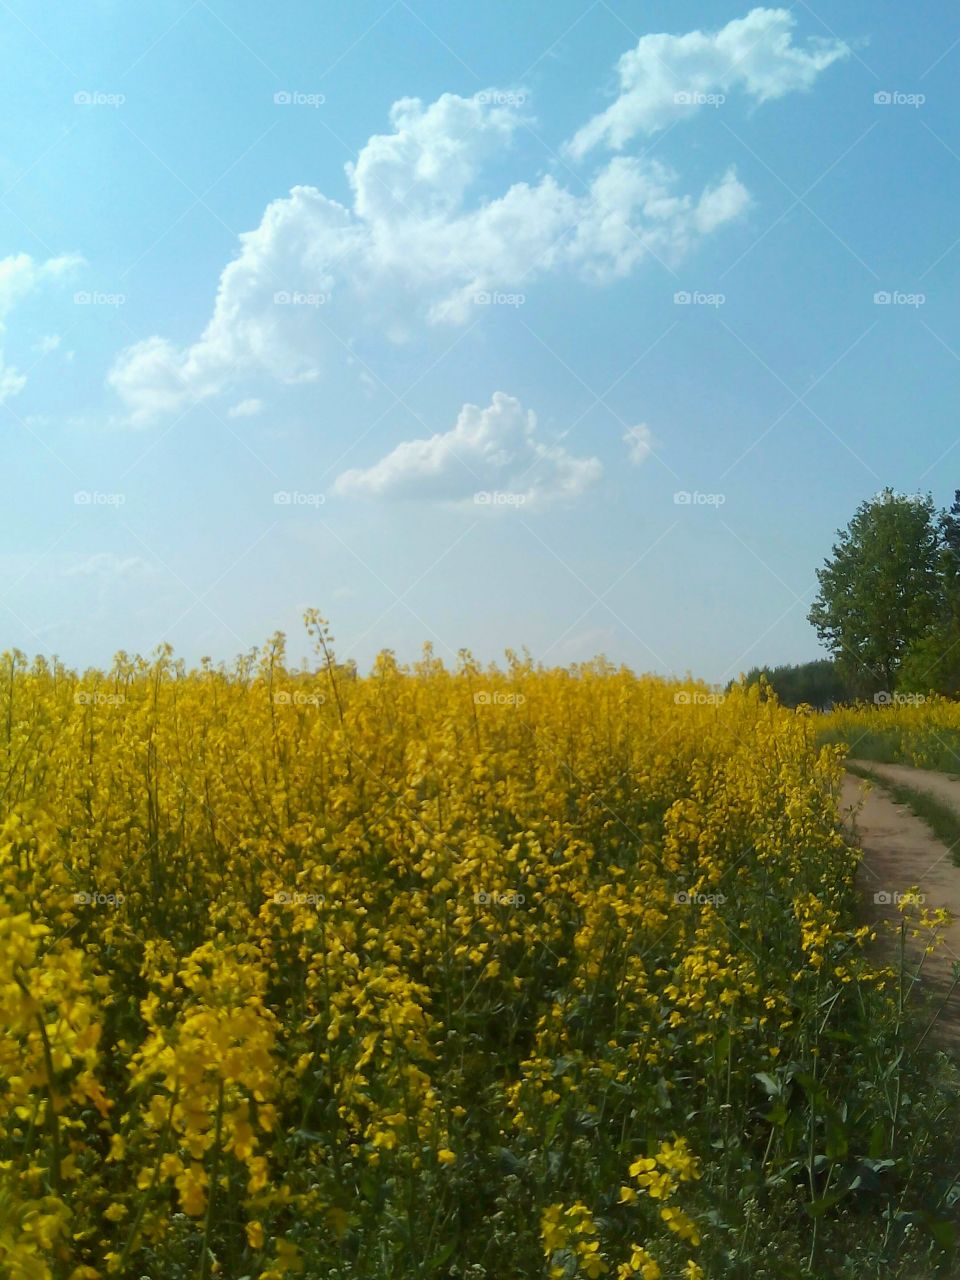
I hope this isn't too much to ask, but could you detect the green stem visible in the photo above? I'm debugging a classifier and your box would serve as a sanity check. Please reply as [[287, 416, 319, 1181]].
[[199, 1080, 226, 1280]]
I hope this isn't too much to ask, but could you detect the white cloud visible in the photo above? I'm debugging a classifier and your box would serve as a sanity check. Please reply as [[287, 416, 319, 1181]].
[[108, 85, 750, 424], [227, 397, 264, 418], [0, 365, 27, 401], [64, 553, 150, 578], [0, 254, 80, 317], [334, 391, 601, 508], [568, 8, 848, 158], [624, 423, 654, 465], [33, 334, 62, 355], [0, 253, 81, 403]]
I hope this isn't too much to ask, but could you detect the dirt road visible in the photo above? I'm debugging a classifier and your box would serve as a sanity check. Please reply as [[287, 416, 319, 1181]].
[[841, 770, 960, 1044]]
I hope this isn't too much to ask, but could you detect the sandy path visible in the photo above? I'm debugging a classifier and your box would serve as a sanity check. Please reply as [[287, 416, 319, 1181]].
[[849, 759, 960, 812], [841, 772, 960, 1044]]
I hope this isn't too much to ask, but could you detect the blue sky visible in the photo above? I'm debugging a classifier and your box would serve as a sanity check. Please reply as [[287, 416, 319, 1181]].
[[1, 1, 957, 678]]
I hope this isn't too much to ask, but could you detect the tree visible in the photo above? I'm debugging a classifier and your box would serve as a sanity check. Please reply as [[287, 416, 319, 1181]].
[[898, 490, 960, 695], [737, 660, 851, 708], [808, 489, 943, 695]]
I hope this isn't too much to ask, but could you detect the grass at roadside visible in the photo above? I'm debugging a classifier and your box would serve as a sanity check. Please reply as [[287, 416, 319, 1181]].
[[816, 703, 960, 773], [846, 760, 960, 867]]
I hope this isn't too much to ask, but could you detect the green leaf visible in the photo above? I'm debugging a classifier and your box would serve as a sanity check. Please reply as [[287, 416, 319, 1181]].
[[921, 1216, 957, 1249], [804, 1186, 850, 1218], [754, 1071, 782, 1098], [427, 1240, 458, 1268]]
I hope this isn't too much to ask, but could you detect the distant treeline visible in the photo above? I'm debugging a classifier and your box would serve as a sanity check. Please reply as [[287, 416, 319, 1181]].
[[732, 660, 852, 709]]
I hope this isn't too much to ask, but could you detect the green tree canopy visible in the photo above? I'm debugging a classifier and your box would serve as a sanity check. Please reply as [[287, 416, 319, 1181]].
[[808, 489, 943, 695]]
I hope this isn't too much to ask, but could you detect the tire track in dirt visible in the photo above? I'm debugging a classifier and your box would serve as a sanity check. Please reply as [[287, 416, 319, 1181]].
[[841, 770, 960, 1046]]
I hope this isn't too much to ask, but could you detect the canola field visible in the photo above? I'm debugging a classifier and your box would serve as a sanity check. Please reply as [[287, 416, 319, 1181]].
[[1, 624, 957, 1279], [819, 695, 960, 773]]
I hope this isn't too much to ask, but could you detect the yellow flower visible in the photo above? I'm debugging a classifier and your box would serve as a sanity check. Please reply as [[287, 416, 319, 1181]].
[[617, 1246, 661, 1279]]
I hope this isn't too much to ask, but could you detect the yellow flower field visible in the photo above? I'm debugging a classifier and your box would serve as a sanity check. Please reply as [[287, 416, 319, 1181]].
[[0, 621, 957, 1279], [819, 695, 960, 773]]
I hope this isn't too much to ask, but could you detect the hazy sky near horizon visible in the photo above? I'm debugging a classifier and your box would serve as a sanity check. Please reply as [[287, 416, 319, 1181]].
[[1, 1, 957, 679]]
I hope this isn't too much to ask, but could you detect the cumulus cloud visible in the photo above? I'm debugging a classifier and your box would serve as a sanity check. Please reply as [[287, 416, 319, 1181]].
[[333, 391, 601, 508], [108, 86, 749, 424], [227, 397, 264, 418], [568, 7, 848, 158], [107, 11, 846, 425], [0, 253, 81, 402], [623, 423, 654, 465]]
